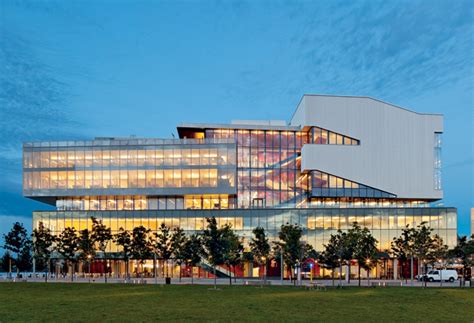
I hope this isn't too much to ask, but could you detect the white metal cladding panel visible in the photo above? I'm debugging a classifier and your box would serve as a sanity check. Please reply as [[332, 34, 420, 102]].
[[294, 95, 443, 200]]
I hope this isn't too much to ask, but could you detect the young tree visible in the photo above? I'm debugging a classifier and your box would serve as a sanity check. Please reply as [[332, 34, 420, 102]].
[[1, 252, 13, 273], [412, 222, 434, 288], [57, 227, 79, 281], [91, 217, 112, 283], [391, 225, 416, 282], [427, 234, 448, 286], [3, 222, 31, 277], [350, 223, 378, 286], [181, 234, 203, 284], [130, 226, 153, 278], [171, 227, 187, 282], [320, 230, 350, 287], [222, 225, 243, 285], [114, 228, 133, 280], [249, 227, 271, 284], [344, 222, 366, 284], [355, 229, 378, 286], [202, 217, 226, 289], [154, 223, 173, 279], [77, 229, 96, 277], [318, 236, 341, 287], [17, 240, 33, 273], [32, 222, 56, 282], [276, 223, 313, 284], [448, 235, 474, 286]]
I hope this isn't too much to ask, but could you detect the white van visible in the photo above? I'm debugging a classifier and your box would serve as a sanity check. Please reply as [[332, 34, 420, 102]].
[[424, 269, 458, 282]]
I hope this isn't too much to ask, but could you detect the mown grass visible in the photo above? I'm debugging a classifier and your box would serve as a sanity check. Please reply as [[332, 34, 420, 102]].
[[0, 283, 473, 322]]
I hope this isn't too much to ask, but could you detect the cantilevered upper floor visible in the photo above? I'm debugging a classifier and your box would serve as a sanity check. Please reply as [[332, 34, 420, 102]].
[[23, 137, 237, 203], [290, 95, 443, 201]]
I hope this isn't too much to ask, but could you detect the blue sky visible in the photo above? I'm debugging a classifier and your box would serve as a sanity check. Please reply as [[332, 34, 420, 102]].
[[0, 0, 473, 237]]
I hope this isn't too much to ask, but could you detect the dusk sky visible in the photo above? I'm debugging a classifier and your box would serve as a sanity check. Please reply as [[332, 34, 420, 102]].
[[0, 0, 473, 237]]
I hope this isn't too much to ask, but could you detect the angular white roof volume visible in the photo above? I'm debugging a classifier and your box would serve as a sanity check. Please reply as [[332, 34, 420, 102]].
[[290, 95, 443, 200]]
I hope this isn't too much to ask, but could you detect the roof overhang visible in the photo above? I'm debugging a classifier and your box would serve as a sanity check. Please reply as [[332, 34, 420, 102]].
[[177, 122, 301, 138]]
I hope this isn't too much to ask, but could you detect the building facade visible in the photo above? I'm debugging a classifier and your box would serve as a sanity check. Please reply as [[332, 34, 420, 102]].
[[24, 95, 457, 279]]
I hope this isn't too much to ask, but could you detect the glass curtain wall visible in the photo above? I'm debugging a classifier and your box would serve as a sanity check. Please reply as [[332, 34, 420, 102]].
[[206, 129, 310, 208], [34, 207, 457, 252], [23, 139, 236, 193], [56, 195, 235, 211], [311, 170, 396, 198], [311, 127, 359, 145]]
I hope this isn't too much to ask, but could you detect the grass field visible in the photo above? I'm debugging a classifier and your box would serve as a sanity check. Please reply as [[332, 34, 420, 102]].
[[0, 283, 473, 322]]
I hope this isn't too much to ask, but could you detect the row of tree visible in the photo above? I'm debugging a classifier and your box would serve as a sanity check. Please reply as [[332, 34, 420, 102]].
[[2, 217, 312, 288], [3, 218, 473, 288], [319, 221, 474, 287]]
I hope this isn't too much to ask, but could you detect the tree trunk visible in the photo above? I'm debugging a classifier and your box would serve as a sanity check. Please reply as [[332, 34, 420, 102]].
[[70, 261, 74, 282], [291, 267, 294, 286], [332, 270, 335, 287], [191, 265, 194, 285], [440, 262, 443, 288], [45, 258, 50, 283], [424, 261, 428, 288], [104, 253, 108, 283], [348, 263, 351, 283], [263, 261, 267, 285], [126, 259, 129, 281], [228, 264, 232, 286], [400, 260, 403, 282], [179, 263, 182, 283], [339, 264, 342, 287], [153, 255, 156, 283], [234, 265, 237, 284], [358, 264, 361, 287], [136, 259, 139, 278], [367, 269, 370, 287], [213, 265, 217, 289]]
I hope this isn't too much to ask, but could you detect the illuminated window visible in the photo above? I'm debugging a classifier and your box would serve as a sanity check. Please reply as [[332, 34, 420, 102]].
[[311, 170, 396, 199], [311, 127, 359, 146]]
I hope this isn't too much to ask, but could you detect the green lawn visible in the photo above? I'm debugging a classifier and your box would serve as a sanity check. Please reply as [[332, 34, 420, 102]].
[[0, 283, 473, 322]]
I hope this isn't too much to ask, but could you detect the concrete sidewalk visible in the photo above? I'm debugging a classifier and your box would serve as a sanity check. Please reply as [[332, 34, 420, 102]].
[[3, 276, 472, 288]]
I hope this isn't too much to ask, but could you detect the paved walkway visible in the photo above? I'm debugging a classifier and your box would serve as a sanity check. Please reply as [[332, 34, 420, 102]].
[[3, 276, 472, 288]]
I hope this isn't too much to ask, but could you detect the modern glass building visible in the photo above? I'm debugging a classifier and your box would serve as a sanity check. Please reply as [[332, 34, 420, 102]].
[[24, 94, 457, 279]]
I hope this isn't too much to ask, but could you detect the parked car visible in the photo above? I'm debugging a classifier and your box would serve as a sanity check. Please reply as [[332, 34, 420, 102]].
[[420, 270, 458, 282]]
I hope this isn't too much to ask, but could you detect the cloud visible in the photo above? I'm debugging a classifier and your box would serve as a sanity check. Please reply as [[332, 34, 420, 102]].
[[220, 1, 473, 112], [294, 1, 473, 98], [0, 8, 79, 216]]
